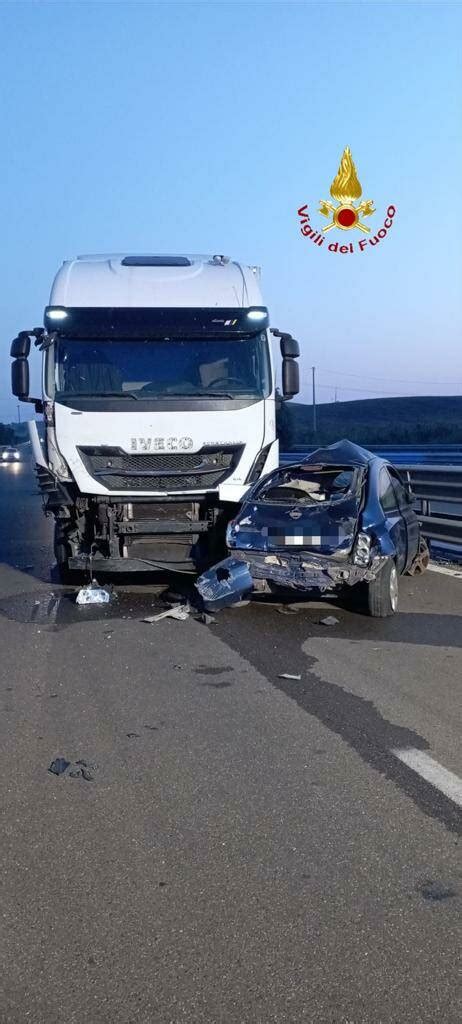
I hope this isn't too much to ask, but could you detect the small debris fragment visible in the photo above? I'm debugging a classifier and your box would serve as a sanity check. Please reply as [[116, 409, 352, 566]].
[[48, 757, 96, 781], [126, 732, 140, 739], [70, 766, 94, 782], [278, 673, 301, 680], [320, 615, 339, 626], [419, 880, 457, 902], [200, 612, 216, 625], [76, 580, 113, 605], [143, 603, 190, 623], [48, 757, 71, 776]]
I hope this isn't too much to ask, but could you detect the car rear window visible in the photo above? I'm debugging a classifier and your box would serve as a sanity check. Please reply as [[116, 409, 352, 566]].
[[254, 465, 358, 505]]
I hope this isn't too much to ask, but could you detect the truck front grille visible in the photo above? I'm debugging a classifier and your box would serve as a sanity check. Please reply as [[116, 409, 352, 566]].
[[77, 445, 242, 492]]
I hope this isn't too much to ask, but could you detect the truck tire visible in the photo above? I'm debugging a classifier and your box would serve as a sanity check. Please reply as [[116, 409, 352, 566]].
[[364, 559, 399, 617], [53, 523, 74, 584]]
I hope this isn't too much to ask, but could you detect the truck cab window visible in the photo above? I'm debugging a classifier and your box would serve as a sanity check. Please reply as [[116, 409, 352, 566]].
[[53, 334, 271, 400]]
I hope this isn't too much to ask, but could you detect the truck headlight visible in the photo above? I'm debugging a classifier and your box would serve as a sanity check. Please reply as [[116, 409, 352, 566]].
[[245, 444, 272, 484], [353, 532, 372, 566]]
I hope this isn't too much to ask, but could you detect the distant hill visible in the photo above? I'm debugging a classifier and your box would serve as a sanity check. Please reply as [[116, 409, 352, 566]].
[[278, 395, 462, 448]]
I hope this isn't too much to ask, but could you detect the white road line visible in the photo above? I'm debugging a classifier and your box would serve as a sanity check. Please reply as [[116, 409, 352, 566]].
[[428, 563, 462, 579], [391, 747, 462, 808]]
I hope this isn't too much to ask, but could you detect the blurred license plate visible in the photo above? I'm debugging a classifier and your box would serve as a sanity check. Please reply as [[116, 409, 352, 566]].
[[265, 533, 322, 545], [284, 534, 321, 545]]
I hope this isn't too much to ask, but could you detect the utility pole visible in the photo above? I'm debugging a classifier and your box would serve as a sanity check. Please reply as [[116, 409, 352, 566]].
[[312, 366, 317, 434], [17, 404, 21, 424]]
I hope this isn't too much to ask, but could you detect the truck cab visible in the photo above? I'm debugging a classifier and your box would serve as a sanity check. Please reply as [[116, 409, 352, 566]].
[[11, 253, 299, 575]]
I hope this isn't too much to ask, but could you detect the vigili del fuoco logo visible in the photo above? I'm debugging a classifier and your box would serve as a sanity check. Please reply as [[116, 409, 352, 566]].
[[297, 146, 396, 253]]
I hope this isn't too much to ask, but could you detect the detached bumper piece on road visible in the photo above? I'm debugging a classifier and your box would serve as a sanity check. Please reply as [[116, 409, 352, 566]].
[[195, 558, 254, 611], [196, 439, 426, 617]]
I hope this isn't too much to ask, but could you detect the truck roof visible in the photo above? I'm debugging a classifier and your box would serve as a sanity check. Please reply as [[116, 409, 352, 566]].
[[49, 254, 263, 309]]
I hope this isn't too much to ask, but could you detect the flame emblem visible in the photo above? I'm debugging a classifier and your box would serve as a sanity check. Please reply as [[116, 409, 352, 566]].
[[319, 147, 375, 232]]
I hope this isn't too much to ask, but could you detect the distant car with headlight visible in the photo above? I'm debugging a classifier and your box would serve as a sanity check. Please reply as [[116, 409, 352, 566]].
[[197, 439, 429, 616], [0, 445, 21, 462]]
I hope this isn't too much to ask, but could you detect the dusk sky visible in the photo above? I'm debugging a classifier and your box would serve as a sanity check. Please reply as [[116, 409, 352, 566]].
[[1, 1, 461, 418]]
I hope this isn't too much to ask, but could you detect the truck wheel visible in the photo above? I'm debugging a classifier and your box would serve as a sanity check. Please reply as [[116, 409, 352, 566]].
[[364, 559, 399, 617]]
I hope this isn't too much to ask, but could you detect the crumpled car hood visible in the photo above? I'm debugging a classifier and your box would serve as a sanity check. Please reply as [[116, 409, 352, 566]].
[[229, 494, 361, 556]]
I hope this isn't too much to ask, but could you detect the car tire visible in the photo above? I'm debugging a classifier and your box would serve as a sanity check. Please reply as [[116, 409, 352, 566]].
[[364, 559, 399, 617]]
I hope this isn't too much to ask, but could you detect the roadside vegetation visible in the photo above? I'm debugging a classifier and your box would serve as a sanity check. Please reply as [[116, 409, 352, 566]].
[[277, 395, 462, 448]]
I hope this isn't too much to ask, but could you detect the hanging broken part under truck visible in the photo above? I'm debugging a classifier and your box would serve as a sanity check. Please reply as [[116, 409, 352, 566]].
[[195, 440, 428, 617]]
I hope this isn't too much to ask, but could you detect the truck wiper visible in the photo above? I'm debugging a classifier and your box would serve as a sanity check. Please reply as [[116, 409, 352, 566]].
[[158, 391, 238, 400], [58, 390, 141, 400]]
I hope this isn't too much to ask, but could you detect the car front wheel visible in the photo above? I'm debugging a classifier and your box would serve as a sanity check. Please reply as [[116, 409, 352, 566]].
[[364, 559, 399, 617]]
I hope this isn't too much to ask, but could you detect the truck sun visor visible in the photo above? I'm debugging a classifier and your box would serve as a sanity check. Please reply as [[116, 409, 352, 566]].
[[121, 256, 192, 267], [43, 306, 270, 338]]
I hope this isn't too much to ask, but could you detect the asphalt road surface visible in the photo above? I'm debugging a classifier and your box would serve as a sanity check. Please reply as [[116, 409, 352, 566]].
[[0, 457, 461, 1023]]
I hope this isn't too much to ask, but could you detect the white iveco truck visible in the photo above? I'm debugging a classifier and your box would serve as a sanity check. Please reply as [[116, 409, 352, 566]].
[[11, 254, 299, 575]]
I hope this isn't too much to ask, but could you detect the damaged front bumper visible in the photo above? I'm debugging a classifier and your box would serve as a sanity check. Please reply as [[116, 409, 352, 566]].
[[195, 550, 387, 609]]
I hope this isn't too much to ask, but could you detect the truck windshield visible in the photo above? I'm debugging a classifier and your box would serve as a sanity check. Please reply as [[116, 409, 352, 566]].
[[53, 334, 271, 400]]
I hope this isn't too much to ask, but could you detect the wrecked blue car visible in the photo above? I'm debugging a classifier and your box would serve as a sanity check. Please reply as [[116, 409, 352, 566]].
[[196, 440, 428, 617]]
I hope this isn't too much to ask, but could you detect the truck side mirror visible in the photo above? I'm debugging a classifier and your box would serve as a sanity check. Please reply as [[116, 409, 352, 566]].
[[11, 333, 31, 358], [282, 358, 299, 399], [12, 359, 30, 400], [280, 334, 300, 359]]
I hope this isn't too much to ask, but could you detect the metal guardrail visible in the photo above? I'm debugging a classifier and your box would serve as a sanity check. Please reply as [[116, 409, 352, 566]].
[[401, 466, 462, 549], [285, 444, 462, 466], [280, 452, 462, 551]]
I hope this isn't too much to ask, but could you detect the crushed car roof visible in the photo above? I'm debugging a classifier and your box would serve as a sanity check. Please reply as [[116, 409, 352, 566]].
[[300, 439, 380, 468]]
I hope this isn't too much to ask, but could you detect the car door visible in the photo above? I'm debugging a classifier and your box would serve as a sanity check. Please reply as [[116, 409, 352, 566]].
[[378, 467, 408, 573], [388, 467, 420, 570]]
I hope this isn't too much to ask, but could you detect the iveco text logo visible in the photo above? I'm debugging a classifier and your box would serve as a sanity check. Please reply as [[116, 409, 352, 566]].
[[130, 437, 194, 452]]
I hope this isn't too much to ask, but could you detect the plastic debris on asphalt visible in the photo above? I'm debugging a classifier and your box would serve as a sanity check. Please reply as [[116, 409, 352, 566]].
[[69, 760, 96, 781], [76, 580, 113, 605], [48, 757, 71, 776], [48, 757, 96, 781], [320, 615, 339, 626], [200, 612, 217, 624], [143, 603, 190, 623], [278, 673, 302, 680]]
